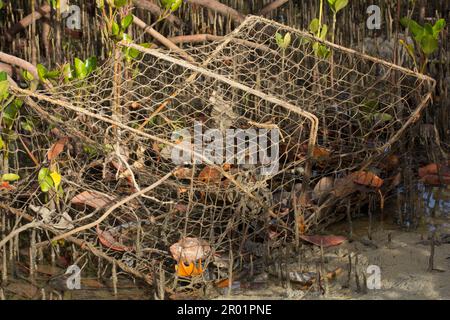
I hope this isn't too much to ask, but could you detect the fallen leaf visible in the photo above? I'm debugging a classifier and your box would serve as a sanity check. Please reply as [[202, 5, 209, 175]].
[[382, 154, 400, 171], [53, 212, 74, 230], [216, 278, 232, 288], [198, 166, 222, 184], [419, 163, 450, 178], [297, 215, 306, 235], [312, 146, 331, 161], [48, 137, 69, 161], [313, 176, 334, 199], [299, 234, 347, 247], [421, 174, 450, 186], [174, 203, 189, 213], [352, 171, 384, 188], [96, 225, 133, 252], [178, 187, 188, 194], [29, 204, 53, 223], [173, 167, 194, 179], [0, 181, 14, 190], [71, 190, 114, 209]]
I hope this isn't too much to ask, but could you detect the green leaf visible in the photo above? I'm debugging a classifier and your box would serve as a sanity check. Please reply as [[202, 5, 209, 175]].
[[121, 14, 133, 30], [424, 23, 433, 35], [111, 21, 120, 36], [333, 0, 348, 13], [0, 71, 8, 81], [38, 167, 54, 193], [2, 99, 22, 127], [46, 70, 60, 79], [2, 173, 20, 182], [62, 63, 75, 82], [275, 32, 284, 48], [114, 0, 127, 8], [283, 32, 292, 48], [0, 136, 4, 149], [140, 43, 152, 48], [96, 0, 104, 9], [320, 24, 328, 40], [74, 57, 87, 79], [85, 56, 97, 75], [400, 17, 424, 38], [313, 42, 330, 59], [128, 48, 141, 59], [0, 1, 4, 10], [169, 0, 182, 12], [22, 70, 35, 81], [366, 112, 393, 123], [21, 118, 34, 132], [0, 80, 9, 100], [37, 64, 48, 81], [420, 34, 438, 55], [275, 32, 291, 50], [432, 19, 446, 37], [309, 18, 320, 34]]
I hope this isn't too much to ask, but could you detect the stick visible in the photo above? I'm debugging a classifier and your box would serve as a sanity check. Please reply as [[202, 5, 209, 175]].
[[0, 51, 40, 80], [0, 221, 42, 249], [132, 0, 183, 27], [258, 0, 289, 17], [0, 204, 154, 285], [186, 0, 245, 23], [5, 4, 51, 41], [132, 15, 196, 63], [48, 170, 174, 243]]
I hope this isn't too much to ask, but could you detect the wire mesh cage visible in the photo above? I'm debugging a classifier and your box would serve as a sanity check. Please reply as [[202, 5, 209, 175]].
[[5, 16, 435, 290]]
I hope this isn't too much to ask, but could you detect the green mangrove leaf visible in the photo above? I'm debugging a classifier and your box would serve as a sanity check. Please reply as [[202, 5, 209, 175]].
[[46, 69, 60, 79], [283, 32, 292, 48], [2, 173, 20, 182], [121, 14, 133, 30], [400, 18, 424, 38], [420, 34, 438, 55], [433, 19, 446, 37], [3, 99, 23, 127], [320, 24, 328, 40], [21, 118, 34, 132], [96, 0, 104, 9], [424, 23, 433, 35], [0, 80, 9, 100], [114, 0, 127, 8], [74, 57, 87, 79], [111, 21, 120, 36], [62, 63, 75, 82], [38, 167, 54, 192], [85, 56, 97, 75], [365, 112, 393, 123], [333, 0, 348, 13], [36, 64, 48, 81], [22, 70, 35, 81], [309, 18, 320, 34], [275, 32, 284, 48]]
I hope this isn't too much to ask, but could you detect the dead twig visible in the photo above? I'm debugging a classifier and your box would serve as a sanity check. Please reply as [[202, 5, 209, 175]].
[[258, 0, 289, 17], [48, 170, 175, 243]]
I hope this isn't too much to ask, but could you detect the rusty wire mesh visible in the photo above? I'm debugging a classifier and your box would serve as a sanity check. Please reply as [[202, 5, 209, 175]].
[[4, 16, 435, 290]]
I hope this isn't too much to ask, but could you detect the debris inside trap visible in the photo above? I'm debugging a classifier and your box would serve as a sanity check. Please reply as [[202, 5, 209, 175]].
[[0, 15, 438, 299]]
